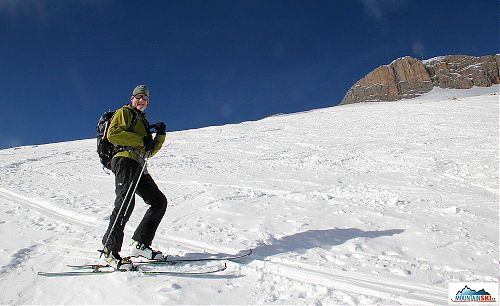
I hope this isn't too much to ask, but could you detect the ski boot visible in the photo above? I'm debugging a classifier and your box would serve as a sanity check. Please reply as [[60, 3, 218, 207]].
[[130, 240, 164, 260], [102, 247, 135, 271]]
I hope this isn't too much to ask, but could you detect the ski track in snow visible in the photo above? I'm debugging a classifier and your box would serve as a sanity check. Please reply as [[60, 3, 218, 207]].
[[0, 86, 498, 304]]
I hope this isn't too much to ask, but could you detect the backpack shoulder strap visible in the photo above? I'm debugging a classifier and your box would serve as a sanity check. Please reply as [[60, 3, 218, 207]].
[[128, 109, 138, 131], [118, 106, 138, 131]]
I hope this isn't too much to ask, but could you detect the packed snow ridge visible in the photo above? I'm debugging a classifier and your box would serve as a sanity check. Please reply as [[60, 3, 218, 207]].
[[0, 85, 498, 305]]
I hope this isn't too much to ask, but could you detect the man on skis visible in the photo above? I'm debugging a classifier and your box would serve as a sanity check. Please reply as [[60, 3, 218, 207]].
[[101, 84, 167, 270]]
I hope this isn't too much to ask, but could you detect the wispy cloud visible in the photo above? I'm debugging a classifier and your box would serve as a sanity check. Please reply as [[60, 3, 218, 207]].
[[411, 41, 426, 59], [0, 0, 112, 23], [357, 0, 408, 23], [0, 0, 22, 11], [0, 0, 49, 20]]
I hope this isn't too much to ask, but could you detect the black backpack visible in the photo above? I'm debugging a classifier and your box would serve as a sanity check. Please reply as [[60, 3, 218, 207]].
[[96, 109, 137, 170]]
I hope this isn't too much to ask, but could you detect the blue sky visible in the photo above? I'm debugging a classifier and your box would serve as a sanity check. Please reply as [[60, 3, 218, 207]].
[[0, 0, 498, 148]]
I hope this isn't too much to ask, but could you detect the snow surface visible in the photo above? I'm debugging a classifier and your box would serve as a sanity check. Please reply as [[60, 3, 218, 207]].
[[0, 86, 498, 305]]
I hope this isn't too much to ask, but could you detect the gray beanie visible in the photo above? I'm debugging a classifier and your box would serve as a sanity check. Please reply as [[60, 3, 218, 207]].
[[132, 84, 149, 97]]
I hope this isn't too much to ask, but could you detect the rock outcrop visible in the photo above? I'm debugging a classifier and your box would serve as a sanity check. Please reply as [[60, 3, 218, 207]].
[[340, 54, 500, 105]]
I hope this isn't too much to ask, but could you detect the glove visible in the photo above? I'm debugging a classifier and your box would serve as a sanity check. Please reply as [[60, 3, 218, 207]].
[[143, 136, 155, 152], [151, 122, 166, 135]]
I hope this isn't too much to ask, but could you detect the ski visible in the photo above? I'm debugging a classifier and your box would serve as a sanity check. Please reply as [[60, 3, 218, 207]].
[[37, 270, 115, 277], [141, 249, 252, 265], [93, 248, 252, 265], [67, 263, 114, 270], [142, 263, 227, 275], [38, 263, 227, 277]]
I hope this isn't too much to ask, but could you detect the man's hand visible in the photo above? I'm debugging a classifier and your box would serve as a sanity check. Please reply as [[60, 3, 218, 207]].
[[151, 122, 166, 135]]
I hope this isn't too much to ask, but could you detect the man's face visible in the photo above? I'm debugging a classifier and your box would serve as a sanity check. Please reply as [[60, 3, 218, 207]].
[[131, 94, 149, 111]]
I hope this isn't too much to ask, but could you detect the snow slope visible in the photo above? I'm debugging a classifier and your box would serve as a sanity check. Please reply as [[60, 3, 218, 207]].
[[0, 86, 498, 305]]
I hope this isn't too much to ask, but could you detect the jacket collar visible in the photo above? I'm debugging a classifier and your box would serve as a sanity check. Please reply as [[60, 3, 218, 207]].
[[125, 104, 146, 117]]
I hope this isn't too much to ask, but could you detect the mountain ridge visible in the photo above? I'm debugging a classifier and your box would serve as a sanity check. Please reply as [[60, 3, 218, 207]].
[[341, 54, 500, 105]]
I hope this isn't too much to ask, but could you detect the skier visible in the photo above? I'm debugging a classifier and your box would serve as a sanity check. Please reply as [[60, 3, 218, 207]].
[[101, 84, 167, 270]]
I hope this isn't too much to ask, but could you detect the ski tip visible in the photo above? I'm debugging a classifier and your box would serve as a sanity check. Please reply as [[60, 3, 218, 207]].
[[233, 249, 252, 259], [238, 249, 252, 256]]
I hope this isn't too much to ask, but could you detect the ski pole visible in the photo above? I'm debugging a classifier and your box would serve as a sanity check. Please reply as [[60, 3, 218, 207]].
[[100, 155, 150, 258]]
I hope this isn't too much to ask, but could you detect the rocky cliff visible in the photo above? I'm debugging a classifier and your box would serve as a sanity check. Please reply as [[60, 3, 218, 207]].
[[340, 54, 500, 105]]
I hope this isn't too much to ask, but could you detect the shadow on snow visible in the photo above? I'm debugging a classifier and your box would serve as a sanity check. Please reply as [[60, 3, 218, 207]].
[[180, 227, 404, 262]]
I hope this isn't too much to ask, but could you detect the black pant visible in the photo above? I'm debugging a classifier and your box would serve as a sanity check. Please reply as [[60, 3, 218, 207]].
[[102, 157, 168, 253]]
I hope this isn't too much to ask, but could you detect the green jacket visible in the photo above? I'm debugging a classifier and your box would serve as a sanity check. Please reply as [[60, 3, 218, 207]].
[[107, 104, 165, 164]]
